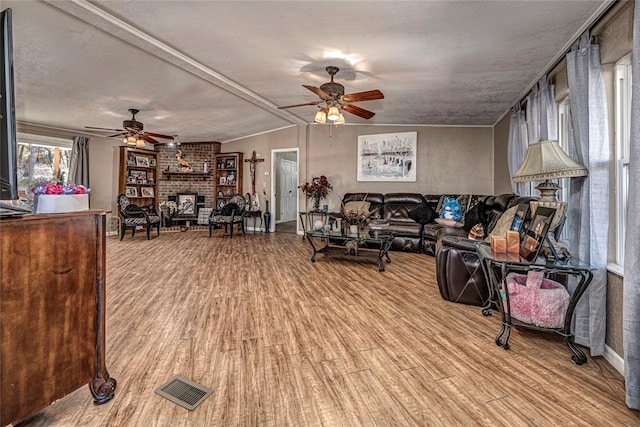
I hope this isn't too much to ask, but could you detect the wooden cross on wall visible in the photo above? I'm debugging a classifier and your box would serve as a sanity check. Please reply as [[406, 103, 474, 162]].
[[244, 150, 264, 195]]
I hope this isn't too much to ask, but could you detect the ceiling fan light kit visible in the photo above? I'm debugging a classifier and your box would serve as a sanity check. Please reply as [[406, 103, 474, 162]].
[[86, 108, 174, 145], [278, 66, 384, 125]]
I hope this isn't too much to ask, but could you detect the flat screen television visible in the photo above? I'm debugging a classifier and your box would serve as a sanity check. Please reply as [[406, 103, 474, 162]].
[[0, 8, 18, 201]]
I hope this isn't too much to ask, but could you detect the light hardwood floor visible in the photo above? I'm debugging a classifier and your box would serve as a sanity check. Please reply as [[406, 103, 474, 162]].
[[18, 230, 639, 426]]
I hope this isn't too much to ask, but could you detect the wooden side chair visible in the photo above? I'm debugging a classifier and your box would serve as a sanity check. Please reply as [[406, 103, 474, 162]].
[[117, 194, 161, 240], [208, 194, 246, 238]]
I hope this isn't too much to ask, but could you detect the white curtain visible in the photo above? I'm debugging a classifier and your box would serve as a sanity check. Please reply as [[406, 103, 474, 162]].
[[526, 76, 558, 143], [565, 32, 609, 356], [623, 0, 640, 410], [507, 105, 529, 195], [68, 136, 89, 187]]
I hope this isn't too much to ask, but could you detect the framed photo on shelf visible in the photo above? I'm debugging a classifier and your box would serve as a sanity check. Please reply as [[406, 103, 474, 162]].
[[219, 176, 227, 185], [140, 186, 155, 198], [130, 170, 147, 183], [127, 158, 136, 166], [519, 207, 556, 261], [136, 156, 150, 167], [225, 158, 235, 169], [176, 192, 197, 216], [149, 158, 156, 167], [125, 186, 138, 197]]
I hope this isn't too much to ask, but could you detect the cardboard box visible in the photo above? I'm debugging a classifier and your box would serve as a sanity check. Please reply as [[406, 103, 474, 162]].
[[36, 194, 89, 214]]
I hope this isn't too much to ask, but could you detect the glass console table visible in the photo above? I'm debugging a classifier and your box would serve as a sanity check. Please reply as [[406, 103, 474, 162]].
[[305, 230, 395, 272], [477, 244, 595, 364]]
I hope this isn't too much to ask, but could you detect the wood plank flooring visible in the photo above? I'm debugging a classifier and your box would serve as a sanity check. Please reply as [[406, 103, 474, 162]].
[[16, 230, 639, 426]]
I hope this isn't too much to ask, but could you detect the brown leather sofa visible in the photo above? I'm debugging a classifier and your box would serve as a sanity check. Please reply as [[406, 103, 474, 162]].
[[342, 192, 424, 252], [435, 194, 538, 306]]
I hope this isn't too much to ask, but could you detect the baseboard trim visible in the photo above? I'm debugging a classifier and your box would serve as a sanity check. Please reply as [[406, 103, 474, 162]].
[[106, 231, 118, 237], [604, 344, 625, 375]]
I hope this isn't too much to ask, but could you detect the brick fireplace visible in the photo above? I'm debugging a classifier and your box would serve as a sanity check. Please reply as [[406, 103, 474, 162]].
[[156, 141, 220, 209]]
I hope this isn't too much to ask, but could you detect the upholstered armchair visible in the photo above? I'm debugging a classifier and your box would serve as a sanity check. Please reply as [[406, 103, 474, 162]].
[[117, 194, 161, 240], [209, 194, 246, 238]]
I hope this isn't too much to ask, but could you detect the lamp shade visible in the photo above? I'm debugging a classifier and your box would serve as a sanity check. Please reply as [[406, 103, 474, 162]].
[[512, 140, 587, 183], [327, 106, 340, 121], [335, 113, 345, 124], [314, 110, 327, 124], [135, 138, 146, 149]]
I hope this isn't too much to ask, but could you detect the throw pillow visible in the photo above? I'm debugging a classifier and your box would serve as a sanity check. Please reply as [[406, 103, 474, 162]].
[[434, 217, 463, 228], [484, 205, 518, 242], [439, 197, 463, 222], [408, 202, 438, 225], [468, 223, 485, 241], [463, 201, 488, 232]]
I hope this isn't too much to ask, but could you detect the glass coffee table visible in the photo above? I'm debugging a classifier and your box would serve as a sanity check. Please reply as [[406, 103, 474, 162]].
[[305, 230, 395, 272]]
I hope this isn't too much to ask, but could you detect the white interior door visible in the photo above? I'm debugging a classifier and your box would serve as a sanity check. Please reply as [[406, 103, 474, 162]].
[[279, 159, 297, 221]]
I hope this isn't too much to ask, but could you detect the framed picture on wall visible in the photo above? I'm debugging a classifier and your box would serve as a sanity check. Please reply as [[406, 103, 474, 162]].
[[356, 131, 417, 182]]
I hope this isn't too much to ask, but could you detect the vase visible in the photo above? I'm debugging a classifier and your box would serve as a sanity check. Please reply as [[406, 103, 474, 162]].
[[263, 200, 271, 233], [312, 196, 320, 211]]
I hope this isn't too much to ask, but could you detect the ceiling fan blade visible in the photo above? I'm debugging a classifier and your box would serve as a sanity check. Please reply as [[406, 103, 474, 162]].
[[341, 89, 384, 103], [342, 104, 376, 120], [145, 131, 174, 139], [278, 100, 322, 109], [85, 126, 124, 132], [107, 132, 127, 138], [140, 134, 159, 144], [302, 84, 330, 100]]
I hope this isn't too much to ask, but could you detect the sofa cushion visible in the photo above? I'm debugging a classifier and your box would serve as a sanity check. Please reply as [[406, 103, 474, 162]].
[[382, 193, 424, 223], [386, 221, 422, 237]]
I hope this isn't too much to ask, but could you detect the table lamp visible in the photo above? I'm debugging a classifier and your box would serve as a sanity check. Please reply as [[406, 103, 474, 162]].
[[512, 140, 588, 259]]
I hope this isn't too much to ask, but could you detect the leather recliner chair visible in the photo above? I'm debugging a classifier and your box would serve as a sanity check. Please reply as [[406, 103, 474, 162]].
[[435, 194, 537, 306]]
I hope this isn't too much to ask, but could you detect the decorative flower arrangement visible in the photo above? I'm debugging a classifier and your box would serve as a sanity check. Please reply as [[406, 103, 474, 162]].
[[159, 200, 178, 216], [299, 175, 332, 209], [31, 183, 90, 196]]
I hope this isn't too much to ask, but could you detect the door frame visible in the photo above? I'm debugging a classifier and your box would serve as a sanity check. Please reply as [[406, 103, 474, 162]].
[[270, 148, 299, 233]]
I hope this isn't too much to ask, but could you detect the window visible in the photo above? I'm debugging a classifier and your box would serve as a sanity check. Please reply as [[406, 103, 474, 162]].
[[614, 55, 632, 266], [557, 97, 571, 242], [16, 134, 72, 199]]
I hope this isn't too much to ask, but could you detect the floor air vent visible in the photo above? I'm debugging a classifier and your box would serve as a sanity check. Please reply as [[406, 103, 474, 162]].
[[154, 375, 213, 410]]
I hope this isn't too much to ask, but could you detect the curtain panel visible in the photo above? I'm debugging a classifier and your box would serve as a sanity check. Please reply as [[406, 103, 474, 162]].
[[68, 136, 89, 187], [507, 106, 529, 195], [565, 32, 609, 356], [623, 0, 640, 410]]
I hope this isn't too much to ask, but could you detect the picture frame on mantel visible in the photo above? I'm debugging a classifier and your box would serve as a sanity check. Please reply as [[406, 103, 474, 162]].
[[356, 131, 417, 182]]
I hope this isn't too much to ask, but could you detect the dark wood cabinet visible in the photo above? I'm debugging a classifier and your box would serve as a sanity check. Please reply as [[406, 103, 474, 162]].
[[0, 211, 115, 426], [119, 146, 159, 209], [214, 152, 244, 210]]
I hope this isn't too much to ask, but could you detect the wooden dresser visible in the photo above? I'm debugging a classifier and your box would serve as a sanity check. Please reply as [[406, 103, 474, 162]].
[[0, 211, 116, 425]]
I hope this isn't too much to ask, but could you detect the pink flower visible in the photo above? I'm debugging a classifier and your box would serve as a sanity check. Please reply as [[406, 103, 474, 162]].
[[45, 184, 63, 195]]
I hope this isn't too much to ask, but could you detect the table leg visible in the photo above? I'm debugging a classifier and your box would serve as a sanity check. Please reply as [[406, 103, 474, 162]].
[[562, 270, 593, 364], [299, 213, 306, 239], [306, 234, 319, 262]]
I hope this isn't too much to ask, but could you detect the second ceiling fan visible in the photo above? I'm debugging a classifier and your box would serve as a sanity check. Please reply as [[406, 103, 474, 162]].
[[278, 66, 384, 121]]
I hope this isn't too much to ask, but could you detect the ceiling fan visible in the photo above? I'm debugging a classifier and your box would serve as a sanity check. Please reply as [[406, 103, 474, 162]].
[[85, 108, 174, 145], [278, 66, 384, 121]]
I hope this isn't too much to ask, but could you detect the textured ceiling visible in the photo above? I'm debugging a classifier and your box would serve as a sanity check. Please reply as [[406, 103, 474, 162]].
[[5, 0, 609, 143]]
